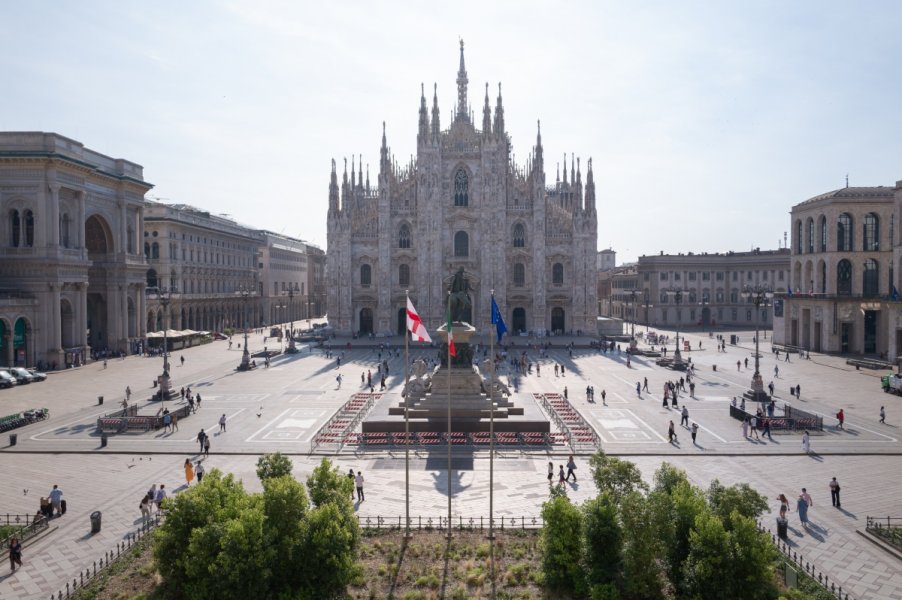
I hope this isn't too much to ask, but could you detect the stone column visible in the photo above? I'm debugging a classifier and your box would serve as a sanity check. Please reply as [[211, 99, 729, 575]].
[[48, 183, 61, 247], [137, 284, 146, 339], [118, 197, 127, 256], [76, 283, 88, 347], [77, 191, 86, 249]]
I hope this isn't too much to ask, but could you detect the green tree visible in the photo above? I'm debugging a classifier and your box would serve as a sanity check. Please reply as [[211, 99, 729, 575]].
[[256, 452, 294, 481], [300, 501, 362, 597], [588, 451, 648, 505], [540, 494, 587, 596], [263, 475, 311, 594], [652, 462, 688, 496], [652, 480, 708, 595], [306, 457, 354, 508], [583, 492, 622, 590], [619, 491, 664, 599], [706, 479, 770, 524], [725, 510, 777, 597]]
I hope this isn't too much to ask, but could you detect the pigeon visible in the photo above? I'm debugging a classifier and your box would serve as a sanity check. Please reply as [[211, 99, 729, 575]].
[[23, 489, 28, 496], [257, 413, 262, 418]]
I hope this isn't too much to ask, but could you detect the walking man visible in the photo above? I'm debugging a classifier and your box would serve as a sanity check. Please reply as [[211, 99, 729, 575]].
[[762, 418, 772, 440], [197, 428, 207, 453], [681, 405, 689, 427], [691, 422, 699, 445], [219, 413, 227, 432], [774, 365, 779, 378], [836, 409, 845, 430], [180, 355, 185, 367], [125, 386, 132, 402], [636, 381, 641, 398], [829, 477, 841, 508], [668, 420, 677, 444], [880, 405, 886, 424], [48, 484, 64, 517], [565, 455, 577, 482], [355, 471, 365, 501], [750, 415, 760, 439], [643, 377, 649, 392]]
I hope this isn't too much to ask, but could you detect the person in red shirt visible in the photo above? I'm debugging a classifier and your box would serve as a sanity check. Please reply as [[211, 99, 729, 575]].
[[836, 409, 845, 430]]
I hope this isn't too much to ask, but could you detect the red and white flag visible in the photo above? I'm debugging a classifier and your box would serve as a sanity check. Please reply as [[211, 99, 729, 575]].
[[406, 298, 432, 343]]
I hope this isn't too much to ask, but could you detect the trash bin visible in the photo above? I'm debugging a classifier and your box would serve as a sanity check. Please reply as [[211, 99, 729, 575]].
[[9, 433, 16, 446], [90, 511, 102, 534], [776, 517, 788, 540], [101, 434, 108, 448], [97, 395, 103, 405], [730, 335, 737, 345]]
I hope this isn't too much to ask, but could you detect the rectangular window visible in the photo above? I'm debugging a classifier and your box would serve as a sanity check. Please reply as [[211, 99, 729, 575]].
[[746, 310, 752, 321], [747, 271, 753, 280], [732, 272, 738, 282], [273, 282, 278, 294], [763, 271, 768, 281], [779, 271, 785, 281], [660, 272, 668, 280], [674, 273, 681, 281], [702, 272, 710, 281], [690, 309, 696, 322], [716, 272, 724, 281], [731, 308, 738, 321], [643, 273, 649, 281], [661, 309, 667, 322], [717, 308, 723, 321], [688, 272, 696, 281]]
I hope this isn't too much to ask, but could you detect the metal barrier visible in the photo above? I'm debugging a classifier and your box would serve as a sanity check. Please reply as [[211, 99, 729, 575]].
[[1, 515, 49, 559], [729, 404, 823, 431], [758, 521, 852, 599], [95, 404, 191, 434], [866, 516, 902, 551], [358, 514, 543, 531], [49, 514, 161, 600]]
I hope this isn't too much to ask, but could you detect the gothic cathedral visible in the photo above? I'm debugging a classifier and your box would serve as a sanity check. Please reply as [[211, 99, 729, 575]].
[[326, 42, 598, 337]]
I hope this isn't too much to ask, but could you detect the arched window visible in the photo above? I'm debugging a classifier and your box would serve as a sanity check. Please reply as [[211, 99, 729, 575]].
[[24, 210, 34, 247], [454, 231, 469, 257], [512, 223, 525, 247], [837, 259, 852, 295], [360, 264, 372, 286], [144, 242, 150, 257], [151, 242, 160, 259], [398, 263, 410, 286], [688, 291, 697, 304], [9, 209, 20, 247], [146, 269, 158, 288], [398, 224, 411, 249], [61, 213, 71, 248], [453, 169, 469, 206], [806, 218, 814, 254], [837, 213, 852, 251], [796, 220, 802, 253], [552, 263, 564, 286], [863, 259, 879, 296], [819, 215, 827, 252], [513, 263, 525, 287], [864, 213, 879, 251], [659, 292, 668, 304], [127, 226, 135, 254]]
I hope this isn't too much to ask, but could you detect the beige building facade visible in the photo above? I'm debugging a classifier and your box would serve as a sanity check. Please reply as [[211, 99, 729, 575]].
[[326, 43, 598, 337], [0, 132, 152, 368], [259, 231, 308, 328], [774, 184, 900, 357]]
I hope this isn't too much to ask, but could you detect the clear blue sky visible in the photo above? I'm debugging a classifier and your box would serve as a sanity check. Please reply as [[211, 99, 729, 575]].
[[3, 1, 900, 263]]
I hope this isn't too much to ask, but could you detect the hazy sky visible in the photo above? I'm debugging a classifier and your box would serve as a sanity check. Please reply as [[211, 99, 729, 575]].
[[3, 1, 901, 263]]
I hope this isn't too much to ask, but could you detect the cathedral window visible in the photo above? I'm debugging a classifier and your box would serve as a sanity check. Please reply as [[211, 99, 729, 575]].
[[24, 210, 35, 247], [399, 264, 410, 286], [552, 263, 564, 286], [512, 223, 526, 248], [454, 231, 469, 257], [399, 224, 411, 249], [151, 242, 160, 259], [453, 169, 469, 207], [9, 209, 20, 247], [513, 263, 525, 287], [360, 264, 372, 286]]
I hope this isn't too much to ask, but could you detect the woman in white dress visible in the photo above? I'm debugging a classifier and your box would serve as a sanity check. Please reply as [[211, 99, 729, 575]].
[[801, 430, 811, 454]]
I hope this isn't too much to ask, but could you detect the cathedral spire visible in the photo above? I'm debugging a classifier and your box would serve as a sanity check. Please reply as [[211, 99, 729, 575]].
[[563, 153, 568, 184], [341, 157, 351, 211], [493, 82, 505, 136], [455, 39, 469, 122], [358, 154, 363, 189], [431, 84, 441, 141], [351, 155, 356, 188], [585, 157, 596, 213], [482, 83, 492, 136], [418, 83, 429, 144], [534, 120, 543, 171], [365, 164, 370, 193], [571, 154, 575, 186], [328, 158, 339, 214], [380, 121, 390, 178]]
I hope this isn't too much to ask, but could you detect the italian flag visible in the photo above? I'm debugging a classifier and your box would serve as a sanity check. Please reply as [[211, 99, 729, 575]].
[[446, 309, 456, 357]]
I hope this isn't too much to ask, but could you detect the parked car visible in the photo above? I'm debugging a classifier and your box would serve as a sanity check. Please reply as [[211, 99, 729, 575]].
[[2, 367, 34, 385], [26, 368, 48, 382], [0, 371, 18, 388]]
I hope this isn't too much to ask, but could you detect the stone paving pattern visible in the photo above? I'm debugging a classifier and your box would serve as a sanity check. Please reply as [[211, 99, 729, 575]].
[[0, 327, 900, 599]]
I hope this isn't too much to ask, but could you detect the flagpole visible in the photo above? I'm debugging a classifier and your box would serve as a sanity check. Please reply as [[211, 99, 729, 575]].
[[404, 290, 410, 539], [446, 290, 452, 539], [489, 289, 496, 596]]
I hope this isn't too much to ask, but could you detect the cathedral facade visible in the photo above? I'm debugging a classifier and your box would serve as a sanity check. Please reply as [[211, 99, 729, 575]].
[[326, 43, 598, 337]]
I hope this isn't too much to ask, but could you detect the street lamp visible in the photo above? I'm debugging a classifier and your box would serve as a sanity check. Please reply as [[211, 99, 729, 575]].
[[665, 288, 687, 365], [235, 285, 256, 371], [151, 286, 175, 404], [642, 290, 653, 332], [743, 285, 773, 403], [285, 286, 298, 353]]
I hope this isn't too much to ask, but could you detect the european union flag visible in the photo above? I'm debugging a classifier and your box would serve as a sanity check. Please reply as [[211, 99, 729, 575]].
[[893, 286, 899, 301], [787, 287, 793, 297], [491, 296, 507, 343]]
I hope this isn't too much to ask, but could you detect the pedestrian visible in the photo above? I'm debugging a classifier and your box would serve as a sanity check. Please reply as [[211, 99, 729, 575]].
[[601, 389, 606, 405], [48, 484, 64, 517], [139, 495, 152, 524], [8, 535, 23, 572], [680, 406, 689, 427], [768, 381, 775, 396], [829, 477, 841, 508], [566, 455, 577, 482], [668, 420, 677, 444], [880, 405, 886, 424], [103, 358, 107, 369], [802, 430, 811, 454], [762, 418, 772, 440], [547, 461, 554, 486], [180, 387, 186, 400], [774, 365, 779, 378], [744, 357, 748, 369], [163, 411, 172, 433], [558, 464, 566, 486], [777, 493, 791, 519], [561, 364, 565, 376], [196, 394, 202, 409], [801, 487, 814, 510], [355, 471, 365, 501], [171, 413, 179, 432], [195, 462, 205, 483], [197, 429, 207, 452], [741, 418, 749, 438], [146, 483, 157, 504], [184, 458, 195, 486], [836, 409, 845, 430], [154, 484, 167, 512], [785, 351, 790, 362], [348, 468, 357, 499], [636, 381, 641, 397], [180, 355, 185, 367], [691, 422, 699, 445], [750, 415, 760, 439], [795, 384, 801, 399], [125, 385, 132, 402], [797, 493, 810, 527], [737, 360, 741, 371], [203, 436, 211, 457], [219, 413, 227, 432], [564, 386, 568, 400], [336, 373, 342, 388]]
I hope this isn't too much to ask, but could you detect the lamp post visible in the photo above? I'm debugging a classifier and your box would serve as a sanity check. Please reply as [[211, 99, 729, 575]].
[[665, 288, 686, 365], [642, 291, 653, 332], [152, 286, 174, 404], [285, 286, 298, 353], [236, 285, 256, 371], [743, 285, 773, 402], [628, 289, 638, 352]]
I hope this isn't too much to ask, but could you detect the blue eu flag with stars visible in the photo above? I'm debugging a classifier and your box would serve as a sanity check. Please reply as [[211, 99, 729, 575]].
[[491, 296, 507, 343]]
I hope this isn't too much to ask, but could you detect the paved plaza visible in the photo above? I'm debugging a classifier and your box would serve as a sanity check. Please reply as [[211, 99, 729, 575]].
[[1, 329, 902, 599]]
